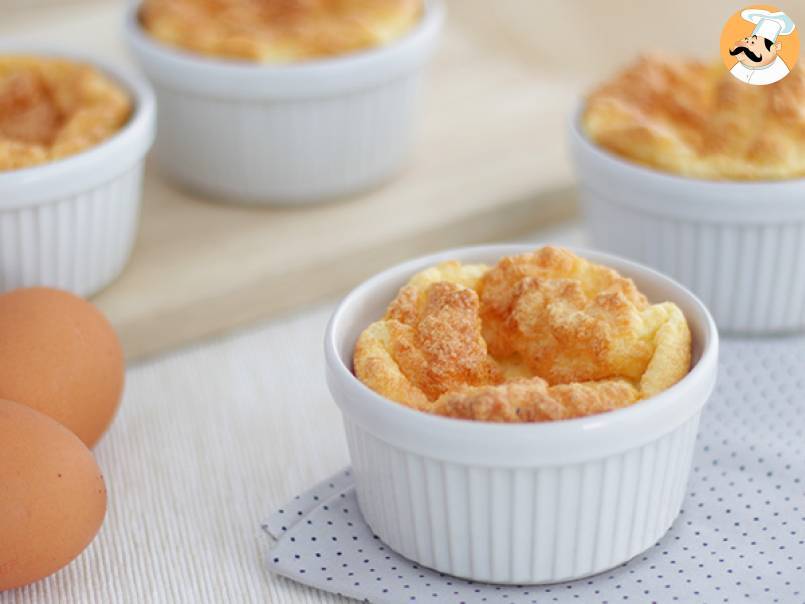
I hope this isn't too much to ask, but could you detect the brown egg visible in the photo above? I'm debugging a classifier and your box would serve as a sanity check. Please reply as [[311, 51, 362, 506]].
[[0, 287, 124, 447], [0, 399, 107, 591]]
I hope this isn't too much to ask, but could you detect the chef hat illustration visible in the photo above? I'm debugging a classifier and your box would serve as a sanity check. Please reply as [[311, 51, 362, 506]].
[[741, 9, 796, 42]]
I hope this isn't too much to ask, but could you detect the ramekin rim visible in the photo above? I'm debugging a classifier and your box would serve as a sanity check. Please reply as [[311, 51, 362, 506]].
[[124, 0, 445, 75], [569, 102, 805, 190], [325, 243, 719, 438], [0, 47, 156, 204]]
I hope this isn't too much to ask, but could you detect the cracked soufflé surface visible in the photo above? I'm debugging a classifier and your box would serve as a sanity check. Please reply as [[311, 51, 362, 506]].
[[0, 56, 131, 171], [139, 0, 423, 63], [354, 247, 692, 423], [582, 55, 805, 180]]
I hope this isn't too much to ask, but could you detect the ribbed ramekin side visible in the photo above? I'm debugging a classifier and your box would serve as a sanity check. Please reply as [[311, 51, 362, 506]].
[[582, 188, 805, 334], [149, 74, 420, 203], [344, 413, 701, 584], [0, 163, 143, 296]]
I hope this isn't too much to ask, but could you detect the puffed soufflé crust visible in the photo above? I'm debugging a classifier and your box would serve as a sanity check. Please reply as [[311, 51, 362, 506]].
[[139, 0, 422, 63], [353, 247, 692, 423], [0, 56, 132, 171], [582, 55, 805, 180]]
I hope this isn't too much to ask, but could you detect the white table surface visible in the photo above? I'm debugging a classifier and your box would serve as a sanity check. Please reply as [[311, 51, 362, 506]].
[[1, 229, 582, 604]]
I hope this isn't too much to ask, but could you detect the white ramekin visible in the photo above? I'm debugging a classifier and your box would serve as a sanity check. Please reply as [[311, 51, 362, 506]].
[[325, 244, 719, 585], [0, 50, 155, 297], [570, 113, 805, 334], [124, 1, 444, 204]]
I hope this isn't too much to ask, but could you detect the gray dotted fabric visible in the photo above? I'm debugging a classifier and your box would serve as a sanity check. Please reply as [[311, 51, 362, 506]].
[[264, 339, 805, 603], [263, 469, 354, 539]]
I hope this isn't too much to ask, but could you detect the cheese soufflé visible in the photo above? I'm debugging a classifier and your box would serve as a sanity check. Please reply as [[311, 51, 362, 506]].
[[0, 56, 132, 171], [353, 247, 692, 423], [582, 55, 805, 180], [139, 0, 423, 63]]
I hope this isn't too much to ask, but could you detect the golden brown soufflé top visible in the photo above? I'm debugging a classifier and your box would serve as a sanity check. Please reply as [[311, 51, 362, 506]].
[[0, 56, 132, 172], [353, 247, 692, 423], [582, 55, 805, 180], [139, 0, 423, 63]]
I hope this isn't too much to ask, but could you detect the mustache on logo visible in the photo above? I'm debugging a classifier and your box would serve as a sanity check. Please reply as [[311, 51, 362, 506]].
[[729, 45, 763, 62]]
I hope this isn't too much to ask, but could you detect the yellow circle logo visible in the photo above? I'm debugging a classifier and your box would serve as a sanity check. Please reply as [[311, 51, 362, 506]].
[[720, 4, 799, 85]]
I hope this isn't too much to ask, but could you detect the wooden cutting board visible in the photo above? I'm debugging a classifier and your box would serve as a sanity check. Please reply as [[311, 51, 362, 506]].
[[3, 0, 583, 360]]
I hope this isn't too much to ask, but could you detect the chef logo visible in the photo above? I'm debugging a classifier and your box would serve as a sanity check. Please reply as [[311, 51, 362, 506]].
[[720, 5, 799, 85]]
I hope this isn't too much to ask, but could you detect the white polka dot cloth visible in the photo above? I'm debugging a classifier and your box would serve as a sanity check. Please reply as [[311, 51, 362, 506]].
[[263, 338, 805, 603]]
